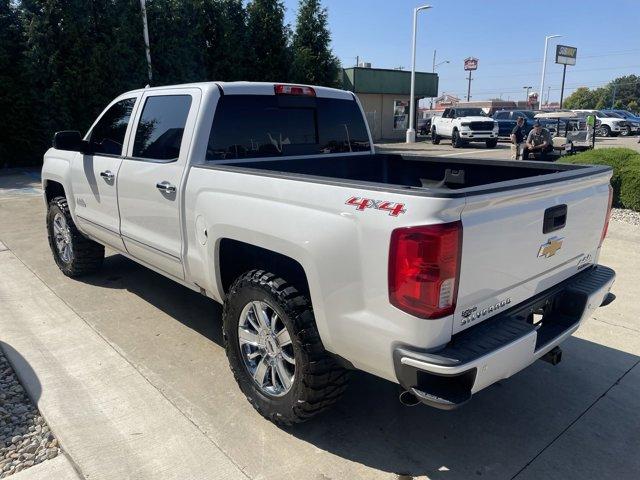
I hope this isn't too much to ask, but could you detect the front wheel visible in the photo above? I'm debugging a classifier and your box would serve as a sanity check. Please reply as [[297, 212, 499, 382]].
[[452, 129, 464, 148], [486, 139, 498, 148], [46, 196, 104, 277], [431, 128, 441, 144], [597, 125, 611, 137], [223, 270, 348, 425]]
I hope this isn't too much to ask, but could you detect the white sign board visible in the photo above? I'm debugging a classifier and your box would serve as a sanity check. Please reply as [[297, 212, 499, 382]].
[[464, 57, 478, 71], [556, 45, 577, 66]]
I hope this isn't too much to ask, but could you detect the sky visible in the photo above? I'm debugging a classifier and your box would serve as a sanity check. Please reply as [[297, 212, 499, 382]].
[[283, 0, 640, 105]]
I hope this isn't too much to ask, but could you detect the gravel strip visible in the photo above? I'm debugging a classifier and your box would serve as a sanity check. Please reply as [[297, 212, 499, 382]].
[[0, 349, 62, 478], [611, 208, 640, 226]]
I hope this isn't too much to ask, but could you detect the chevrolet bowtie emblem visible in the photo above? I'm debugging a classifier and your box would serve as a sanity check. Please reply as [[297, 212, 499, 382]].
[[538, 237, 563, 258]]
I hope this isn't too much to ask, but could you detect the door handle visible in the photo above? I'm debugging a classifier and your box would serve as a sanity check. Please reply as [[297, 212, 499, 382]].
[[156, 181, 176, 194], [100, 170, 115, 181]]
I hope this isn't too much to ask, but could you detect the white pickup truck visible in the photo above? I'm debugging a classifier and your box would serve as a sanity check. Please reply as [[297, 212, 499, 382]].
[[431, 107, 499, 148], [42, 82, 616, 425]]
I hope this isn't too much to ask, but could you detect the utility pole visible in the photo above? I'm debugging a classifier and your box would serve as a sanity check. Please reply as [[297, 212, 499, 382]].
[[430, 50, 449, 110], [611, 83, 617, 108], [356, 55, 359, 67], [466, 70, 473, 102], [140, 0, 153, 84], [547, 86, 551, 106]]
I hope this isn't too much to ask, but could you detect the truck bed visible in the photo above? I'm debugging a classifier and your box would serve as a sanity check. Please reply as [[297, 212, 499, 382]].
[[208, 153, 608, 196]]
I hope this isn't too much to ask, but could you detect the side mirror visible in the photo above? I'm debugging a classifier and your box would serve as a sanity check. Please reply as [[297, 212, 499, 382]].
[[53, 131, 84, 152]]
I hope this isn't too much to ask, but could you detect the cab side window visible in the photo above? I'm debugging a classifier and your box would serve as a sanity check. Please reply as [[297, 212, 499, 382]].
[[89, 98, 136, 156], [132, 95, 192, 161]]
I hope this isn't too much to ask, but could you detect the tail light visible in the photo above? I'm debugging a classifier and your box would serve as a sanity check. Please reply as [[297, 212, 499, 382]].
[[274, 84, 316, 96], [599, 185, 613, 247], [389, 222, 462, 319]]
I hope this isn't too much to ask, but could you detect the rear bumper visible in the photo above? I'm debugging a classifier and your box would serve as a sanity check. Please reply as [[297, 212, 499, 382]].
[[393, 265, 615, 410]]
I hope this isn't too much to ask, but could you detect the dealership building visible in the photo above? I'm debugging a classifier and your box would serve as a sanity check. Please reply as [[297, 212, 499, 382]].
[[341, 66, 438, 141]]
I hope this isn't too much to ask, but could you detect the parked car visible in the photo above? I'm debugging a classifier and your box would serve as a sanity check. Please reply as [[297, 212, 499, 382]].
[[431, 107, 499, 148], [417, 118, 431, 136], [41, 81, 616, 424], [493, 110, 556, 138], [600, 110, 640, 136], [572, 110, 628, 137]]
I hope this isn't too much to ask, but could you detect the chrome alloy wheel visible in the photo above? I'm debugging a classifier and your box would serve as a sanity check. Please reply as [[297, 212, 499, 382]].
[[238, 300, 295, 397], [52, 213, 73, 263]]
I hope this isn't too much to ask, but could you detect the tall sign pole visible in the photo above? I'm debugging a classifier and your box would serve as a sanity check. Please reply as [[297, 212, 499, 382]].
[[555, 45, 577, 109], [464, 57, 478, 102]]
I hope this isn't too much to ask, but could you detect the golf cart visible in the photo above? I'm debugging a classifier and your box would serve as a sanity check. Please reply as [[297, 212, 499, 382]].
[[533, 111, 593, 159]]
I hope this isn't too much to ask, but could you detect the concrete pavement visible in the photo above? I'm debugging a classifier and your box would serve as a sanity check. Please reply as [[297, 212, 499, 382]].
[[7, 455, 81, 480], [0, 176, 638, 479]]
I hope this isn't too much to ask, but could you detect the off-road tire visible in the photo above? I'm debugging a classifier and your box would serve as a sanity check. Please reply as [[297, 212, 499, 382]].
[[223, 270, 349, 425], [431, 128, 441, 144], [46, 196, 104, 277], [485, 139, 498, 148]]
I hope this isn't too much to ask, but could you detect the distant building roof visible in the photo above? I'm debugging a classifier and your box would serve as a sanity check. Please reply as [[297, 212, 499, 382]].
[[342, 67, 438, 97]]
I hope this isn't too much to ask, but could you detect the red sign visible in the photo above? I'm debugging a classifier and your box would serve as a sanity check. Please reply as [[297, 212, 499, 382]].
[[464, 57, 478, 71]]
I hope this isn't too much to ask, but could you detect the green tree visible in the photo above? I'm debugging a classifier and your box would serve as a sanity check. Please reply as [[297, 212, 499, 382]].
[[20, 0, 147, 160], [199, 0, 249, 81], [0, 0, 32, 166], [290, 0, 339, 87], [564, 87, 598, 109], [564, 75, 640, 111], [246, 0, 290, 82]]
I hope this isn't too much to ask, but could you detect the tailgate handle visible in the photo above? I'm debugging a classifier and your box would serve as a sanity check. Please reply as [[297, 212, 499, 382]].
[[543, 204, 567, 234]]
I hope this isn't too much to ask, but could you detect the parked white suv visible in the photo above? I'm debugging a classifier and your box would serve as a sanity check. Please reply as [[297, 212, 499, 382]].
[[431, 107, 499, 148], [573, 109, 628, 137], [41, 82, 616, 424]]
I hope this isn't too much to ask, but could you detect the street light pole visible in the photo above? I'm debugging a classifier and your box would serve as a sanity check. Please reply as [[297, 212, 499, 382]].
[[406, 5, 432, 144], [430, 51, 449, 110], [539, 34, 561, 109]]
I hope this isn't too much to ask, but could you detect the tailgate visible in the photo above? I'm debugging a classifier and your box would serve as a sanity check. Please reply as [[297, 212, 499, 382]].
[[454, 171, 611, 334]]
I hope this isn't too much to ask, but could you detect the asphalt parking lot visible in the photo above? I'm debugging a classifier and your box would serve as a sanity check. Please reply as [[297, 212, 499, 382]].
[[0, 162, 638, 479], [376, 134, 640, 158]]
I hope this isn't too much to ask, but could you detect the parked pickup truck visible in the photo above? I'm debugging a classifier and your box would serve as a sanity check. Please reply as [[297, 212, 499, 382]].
[[42, 82, 616, 424], [431, 107, 499, 148]]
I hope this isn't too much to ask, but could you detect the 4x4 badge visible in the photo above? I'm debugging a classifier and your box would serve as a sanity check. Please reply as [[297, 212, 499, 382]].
[[538, 237, 563, 258]]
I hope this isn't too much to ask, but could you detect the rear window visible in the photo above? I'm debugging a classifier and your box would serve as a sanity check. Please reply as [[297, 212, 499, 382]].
[[206, 95, 370, 161]]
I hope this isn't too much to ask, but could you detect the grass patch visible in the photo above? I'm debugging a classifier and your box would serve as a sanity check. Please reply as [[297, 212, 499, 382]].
[[560, 148, 640, 212]]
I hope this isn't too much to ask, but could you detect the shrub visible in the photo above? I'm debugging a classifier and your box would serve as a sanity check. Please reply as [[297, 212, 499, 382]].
[[560, 148, 640, 212]]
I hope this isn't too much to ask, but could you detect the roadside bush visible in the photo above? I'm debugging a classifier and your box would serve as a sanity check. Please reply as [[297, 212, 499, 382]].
[[560, 148, 640, 212]]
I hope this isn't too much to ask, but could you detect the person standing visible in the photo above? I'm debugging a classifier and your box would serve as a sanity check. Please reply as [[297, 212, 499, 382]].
[[523, 121, 553, 161], [510, 116, 525, 159], [586, 113, 596, 146]]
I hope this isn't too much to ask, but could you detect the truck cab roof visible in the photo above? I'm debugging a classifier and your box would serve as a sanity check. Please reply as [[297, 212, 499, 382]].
[[122, 81, 355, 100]]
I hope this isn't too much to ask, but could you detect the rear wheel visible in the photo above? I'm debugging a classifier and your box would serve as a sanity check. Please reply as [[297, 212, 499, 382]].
[[46, 196, 104, 277], [486, 139, 498, 148], [431, 128, 440, 144], [223, 270, 349, 425]]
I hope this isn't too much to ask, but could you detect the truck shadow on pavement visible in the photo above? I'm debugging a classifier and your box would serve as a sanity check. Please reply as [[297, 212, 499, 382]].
[[80, 253, 638, 480]]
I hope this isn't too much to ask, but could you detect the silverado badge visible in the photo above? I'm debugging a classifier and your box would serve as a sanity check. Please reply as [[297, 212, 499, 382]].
[[538, 237, 563, 258]]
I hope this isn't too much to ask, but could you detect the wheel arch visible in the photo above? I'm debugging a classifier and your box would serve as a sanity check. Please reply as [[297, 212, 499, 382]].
[[217, 238, 311, 300], [44, 179, 66, 203]]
